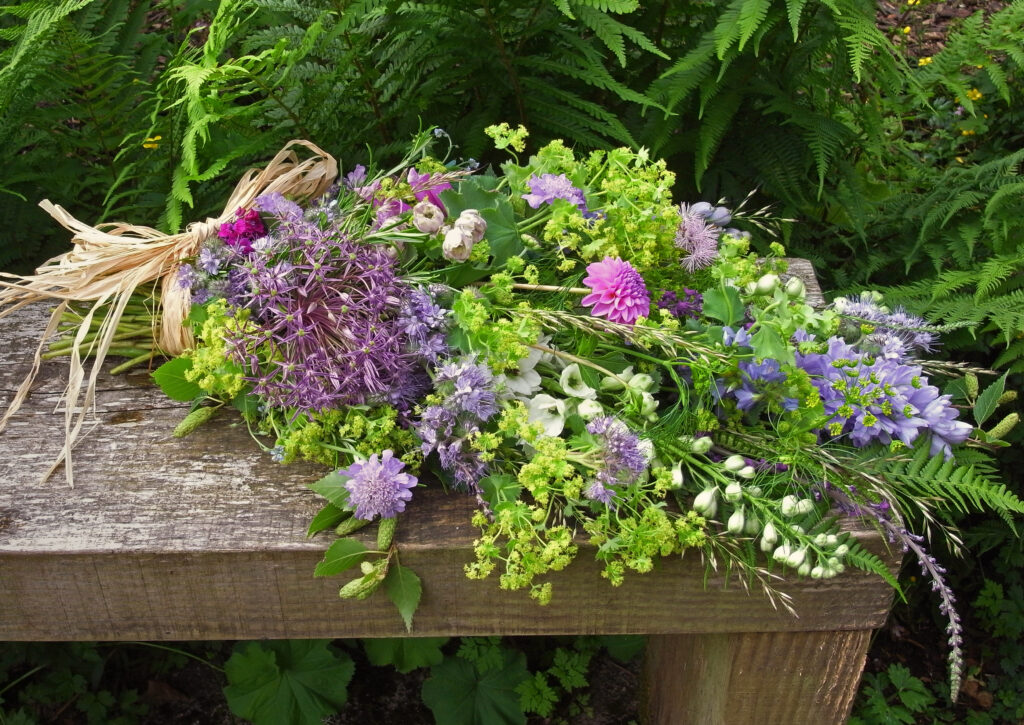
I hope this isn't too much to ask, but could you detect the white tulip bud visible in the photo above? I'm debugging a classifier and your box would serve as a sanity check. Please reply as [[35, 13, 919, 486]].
[[797, 562, 811, 576], [786, 547, 807, 568], [693, 487, 718, 518], [727, 508, 746, 535], [723, 454, 746, 472], [724, 482, 743, 502]]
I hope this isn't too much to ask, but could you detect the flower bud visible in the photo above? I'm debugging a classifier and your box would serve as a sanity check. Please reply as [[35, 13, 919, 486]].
[[797, 562, 811, 576], [786, 547, 807, 568], [773, 543, 793, 563], [784, 276, 805, 299], [964, 372, 979, 399], [727, 508, 746, 535], [442, 226, 475, 262], [723, 454, 746, 472], [412, 200, 445, 234], [762, 521, 779, 546], [795, 498, 815, 515], [453, 209, 487, 243], [577, 399, 604, 420], [754, 273, 780, 296], [724, 482, 743, 502], [834, 544, 850, 557], [640, 391, 659, 418], [693, 487, 718, 517], [743, 511, 761, 536], [761, 535, 776, 553], [780, 495, 798, 517], [601, 366, 633, 391], [628, 373, 655, 392], [813, 533, 828, 547], [810, 566, 824, 579], [737, 465, 756, 480], [747, 485, 763, 498], [377, 517, 397, 550], [987, 412, 1019, 441], [691, 436, 714, 455], [708, 206, 732, 227], [670, 461, 685, 489], [825, 534, 838, 546]]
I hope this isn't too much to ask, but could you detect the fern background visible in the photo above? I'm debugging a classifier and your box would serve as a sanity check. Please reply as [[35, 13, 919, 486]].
[[2, 0, 1023, 719]]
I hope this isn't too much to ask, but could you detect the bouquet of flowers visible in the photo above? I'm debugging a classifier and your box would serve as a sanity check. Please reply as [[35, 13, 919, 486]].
[[4, 124, 1021, 696]]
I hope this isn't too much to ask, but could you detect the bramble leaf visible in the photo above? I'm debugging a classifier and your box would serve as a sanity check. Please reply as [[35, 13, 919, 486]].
[[385, 563, 422, 632], [152, 357, 202, 402], [314, 538, 368, 578]]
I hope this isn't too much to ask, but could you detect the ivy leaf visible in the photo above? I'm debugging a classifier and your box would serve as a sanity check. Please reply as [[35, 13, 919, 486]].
[[362, 637, 449, 673], [701, 285, 744, 326], [384, 563, 422, 632], [422, 648, 529, 725], [314, 538, 368, 578], [308, 471, 351, 509], [223, 640, 354, 725], [974, 371, 1008, 426], [152, 357, 202, 402], [306, 503, 347, 537]]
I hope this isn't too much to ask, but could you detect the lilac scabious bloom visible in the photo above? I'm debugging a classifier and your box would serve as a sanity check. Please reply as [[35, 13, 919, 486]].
[[521, 174, 588, 214], [581, 257, 650, 325], [832, 292, 939, 360], [256, 192, 304, 224], [656, 288, 702, 319], [675, 203, 721, 272], [227, 223, 419, 413], [341, 450, 418, 520], [415, 356, 499, 492], [796, 336, 972, 457]]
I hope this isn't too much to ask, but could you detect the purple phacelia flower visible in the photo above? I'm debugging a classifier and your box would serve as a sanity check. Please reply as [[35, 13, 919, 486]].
[[587, 416, 647, 482], [341, 450, 417, 520], [581, 257, 650, 325], [522, 174, 588, 214]]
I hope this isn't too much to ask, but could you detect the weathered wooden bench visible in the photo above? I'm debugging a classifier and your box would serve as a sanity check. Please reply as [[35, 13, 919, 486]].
[[0, 260, 898, 724]]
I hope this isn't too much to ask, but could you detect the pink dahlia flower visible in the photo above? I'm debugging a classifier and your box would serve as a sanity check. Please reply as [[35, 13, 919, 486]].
[[581, 257, 650, 325]]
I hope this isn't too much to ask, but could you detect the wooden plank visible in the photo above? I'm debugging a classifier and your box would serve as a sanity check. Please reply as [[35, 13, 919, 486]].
[[643, 630, 872, 724], [0, 267, 895, 642]]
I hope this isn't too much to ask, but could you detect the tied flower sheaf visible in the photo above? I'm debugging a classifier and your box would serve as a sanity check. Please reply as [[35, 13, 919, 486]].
[[26, 125, 1024, 697]]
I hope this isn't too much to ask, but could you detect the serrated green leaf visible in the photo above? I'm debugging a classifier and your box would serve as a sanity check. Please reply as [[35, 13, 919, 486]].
[[362, 637, 449, 673], [314, 538, 368, 578], [223, 640, 353, 725], [308, 471, 351, 509], [152, 357, 203, 402], [701, 285, 744, 326], [750, 325, 793, 365], [422, 648, 529, 725], [974, 371, 1008, 426], [480, 474, 522, 510], [385, 563, 422, 633], [307, 503, 348, 537]]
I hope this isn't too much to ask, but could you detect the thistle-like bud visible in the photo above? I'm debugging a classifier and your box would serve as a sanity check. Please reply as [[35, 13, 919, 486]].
[[173, 406, 218, 438], [377, 517, 397, 550], [693, 487, 719, 518], [724, 482, 743, 502], [335, 517, 371, 536], [987, 412, 1019, 441]]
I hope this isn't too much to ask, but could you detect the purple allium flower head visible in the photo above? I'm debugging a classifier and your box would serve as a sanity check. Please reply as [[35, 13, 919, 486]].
[[521, 174, 588, 214], [581, 257, 650, 325], [675, 203, 721, 272], [341, 450, 417, 520]]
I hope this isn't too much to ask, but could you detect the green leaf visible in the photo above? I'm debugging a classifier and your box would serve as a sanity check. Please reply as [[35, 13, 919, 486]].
[[308, 471, 351, 509], [152, 357, 203, 402], [701, 285, 744, 326], [750, 325, 793, 365], [422, 648, 529, 725], [362, 637, 449, 673], [223, 640, 353, 725], [480, 474, 522, 510], [314, 538, 368, 578], [232, 390, 260, 417], [307, 503, 348, 537], [385, 564, 422, 633], [974, 371, 1008, 426]]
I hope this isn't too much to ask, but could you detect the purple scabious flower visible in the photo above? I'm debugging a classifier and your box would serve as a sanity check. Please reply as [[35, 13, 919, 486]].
[[341, 450, 417, 520], [675, 203, 721, 272], [415, 356, 499, 492], [656, 288, 703, 319], [522, 174, 588, 214], [796, 336, 972, 457], [581, 257, 650, 325], [226, 223, 420, 413]]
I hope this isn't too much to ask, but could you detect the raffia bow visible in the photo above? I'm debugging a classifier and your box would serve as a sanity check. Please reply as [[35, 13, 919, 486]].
[[0, 140, 338, 485]]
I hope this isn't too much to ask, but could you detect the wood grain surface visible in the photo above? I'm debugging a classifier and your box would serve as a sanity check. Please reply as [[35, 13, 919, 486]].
[[0, 262, 895, 644]]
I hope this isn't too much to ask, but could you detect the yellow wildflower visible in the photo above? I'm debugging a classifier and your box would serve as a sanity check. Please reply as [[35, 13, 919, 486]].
[[902, 26, 911, 34], [961, 129, 976, 136], [918, 57, 932, 67], [142, 135, 162, 150], [955, 157, 964, 164], [966, 88, 983, 101]]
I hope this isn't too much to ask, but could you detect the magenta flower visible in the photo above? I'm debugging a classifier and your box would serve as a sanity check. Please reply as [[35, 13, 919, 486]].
[[218, 207, 266, 253], [341, 450, 418, 520], [581, 257, 650, 324]]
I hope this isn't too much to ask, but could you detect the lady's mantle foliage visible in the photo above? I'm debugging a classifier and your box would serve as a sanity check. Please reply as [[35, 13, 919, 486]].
[[156, 126, 1021, 688]]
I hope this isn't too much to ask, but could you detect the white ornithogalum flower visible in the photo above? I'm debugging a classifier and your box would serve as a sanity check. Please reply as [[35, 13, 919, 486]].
[[577, 398, 604, 420], [527, 394, 566, 437], [559, 363, 597, 400], [600, 366, 633, 391]]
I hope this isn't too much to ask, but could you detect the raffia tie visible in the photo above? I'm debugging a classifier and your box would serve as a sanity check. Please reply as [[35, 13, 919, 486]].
[[0, 140, 338, 485]]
